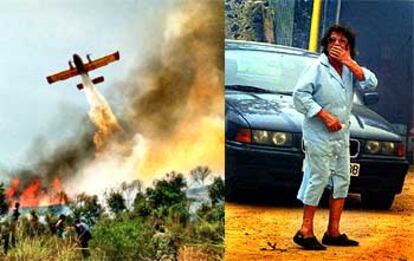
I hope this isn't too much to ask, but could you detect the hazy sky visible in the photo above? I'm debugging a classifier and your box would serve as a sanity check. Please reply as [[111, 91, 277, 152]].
[[0, 0, 170, 170]]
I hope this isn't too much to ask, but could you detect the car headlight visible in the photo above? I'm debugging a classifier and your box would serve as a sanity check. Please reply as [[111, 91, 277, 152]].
[[364, 140, 403, 156], [252, 130, 292, 146], [381, 142, 395, 155], [252, 130, 269, 144], [365, 141, 381, 154], [272, 132, 290, 146]]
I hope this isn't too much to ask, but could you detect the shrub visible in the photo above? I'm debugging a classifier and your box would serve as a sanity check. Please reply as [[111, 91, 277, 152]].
[[89, 215, 155, 260]]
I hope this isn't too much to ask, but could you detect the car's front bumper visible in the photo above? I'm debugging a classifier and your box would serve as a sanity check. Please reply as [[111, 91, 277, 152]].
[[350, 157, 409, 194], [226, 141, 304, 190], [226, 141, 410, 194]]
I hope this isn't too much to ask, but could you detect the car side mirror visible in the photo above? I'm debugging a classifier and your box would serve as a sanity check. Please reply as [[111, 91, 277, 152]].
[[363, 92, 379, 106]]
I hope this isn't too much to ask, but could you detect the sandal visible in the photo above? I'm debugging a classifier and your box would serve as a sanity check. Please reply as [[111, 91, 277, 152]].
[[322, 233, 359, 246], [293, 231, 327, 250]]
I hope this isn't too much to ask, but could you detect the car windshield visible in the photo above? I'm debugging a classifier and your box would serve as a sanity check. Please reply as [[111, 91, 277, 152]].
[[225, 49, 316, 94]]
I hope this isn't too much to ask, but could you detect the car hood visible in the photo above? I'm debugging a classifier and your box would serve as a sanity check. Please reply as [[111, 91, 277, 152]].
[[226, 90, 401, 141]]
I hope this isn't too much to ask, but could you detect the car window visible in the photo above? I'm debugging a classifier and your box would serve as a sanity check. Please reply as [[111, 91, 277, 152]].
[[225, 49, 315, 93]]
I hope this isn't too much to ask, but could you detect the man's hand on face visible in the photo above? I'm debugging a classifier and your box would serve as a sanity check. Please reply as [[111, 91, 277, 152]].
[[317, 109, 342, 132], [329, 45, 352, 65]]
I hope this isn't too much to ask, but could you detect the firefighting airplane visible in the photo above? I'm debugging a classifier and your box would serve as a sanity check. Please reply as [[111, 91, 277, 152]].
[[46, 51, 120, 90]]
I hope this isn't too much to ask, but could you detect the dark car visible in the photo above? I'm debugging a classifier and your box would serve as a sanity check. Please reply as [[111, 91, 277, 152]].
[[225, 40, 409, 209]]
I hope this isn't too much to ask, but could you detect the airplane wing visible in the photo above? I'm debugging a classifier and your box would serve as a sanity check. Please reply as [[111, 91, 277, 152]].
[[46, 68, 79, 84], [84, 51, 120, 72]]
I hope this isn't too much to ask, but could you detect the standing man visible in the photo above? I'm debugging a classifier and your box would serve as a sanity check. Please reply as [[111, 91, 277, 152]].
[[1, 202, 20, 254], [73, 218, 92, 259], [1, 216, 10, 255], [9, 202, 20, 248], [29, 210, 40, 238], [53, 214, 66, 238], [292, 25, 378, 250]]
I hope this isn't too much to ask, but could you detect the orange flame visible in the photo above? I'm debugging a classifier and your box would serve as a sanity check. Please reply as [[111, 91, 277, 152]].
[[5, 177, 68, 208], [5, 177, 20, 198]]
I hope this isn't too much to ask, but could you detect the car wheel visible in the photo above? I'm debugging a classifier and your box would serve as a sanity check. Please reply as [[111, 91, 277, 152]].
[[361, 192, 395, 210]]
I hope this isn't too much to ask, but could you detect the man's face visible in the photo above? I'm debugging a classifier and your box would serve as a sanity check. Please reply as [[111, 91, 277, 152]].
[[327, 31, 349, 57]]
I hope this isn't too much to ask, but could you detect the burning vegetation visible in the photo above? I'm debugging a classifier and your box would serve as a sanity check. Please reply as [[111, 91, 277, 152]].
[[5, 177, 68, 208]]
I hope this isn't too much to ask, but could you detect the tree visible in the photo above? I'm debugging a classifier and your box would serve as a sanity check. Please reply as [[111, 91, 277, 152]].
[[146, 172, 187, 217], [120, 179, 142, 210], [190, 166, 211, 186], [0, 182, 9, 215], [54, 191, 69, 205], [208, 177, 225, 205], [107, 191, 126, 215], [70, 193, 102, 225], [133, 192, 151, 218]]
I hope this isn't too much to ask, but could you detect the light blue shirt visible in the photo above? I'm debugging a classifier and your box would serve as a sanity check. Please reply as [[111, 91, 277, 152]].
[[293, 53, 378, 154]]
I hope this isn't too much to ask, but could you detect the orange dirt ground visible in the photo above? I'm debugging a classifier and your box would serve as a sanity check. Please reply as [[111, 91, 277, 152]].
[[225, 167, 414, 260]]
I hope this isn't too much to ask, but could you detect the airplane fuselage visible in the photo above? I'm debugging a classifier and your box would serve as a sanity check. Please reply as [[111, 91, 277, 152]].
[[73, 54, 87, 74], [46, 51, 119, 86]]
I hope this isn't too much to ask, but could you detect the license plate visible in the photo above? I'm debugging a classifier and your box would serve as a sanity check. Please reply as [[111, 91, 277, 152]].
[[350, 163, 360, 177]]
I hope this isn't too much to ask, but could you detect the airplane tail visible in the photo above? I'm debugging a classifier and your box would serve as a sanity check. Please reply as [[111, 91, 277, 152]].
[[77, 76, 104, 90]]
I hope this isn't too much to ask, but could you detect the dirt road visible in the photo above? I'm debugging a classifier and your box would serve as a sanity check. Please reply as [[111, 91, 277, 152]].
[[225, 167, 414, 260]]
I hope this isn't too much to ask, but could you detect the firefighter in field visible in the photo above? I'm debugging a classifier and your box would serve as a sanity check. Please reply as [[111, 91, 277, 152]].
[[0, 202, 20, 255], [53, 214, 66, 238], [0, 216, 10, 254], [9, 202, 20, 248], [29, 209, 40, 237], [73, 218, 92, 259]]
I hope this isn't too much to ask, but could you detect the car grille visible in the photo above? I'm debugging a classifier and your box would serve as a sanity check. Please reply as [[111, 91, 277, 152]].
[[301, 138, 360, 158], [349, 139, 360, 158]]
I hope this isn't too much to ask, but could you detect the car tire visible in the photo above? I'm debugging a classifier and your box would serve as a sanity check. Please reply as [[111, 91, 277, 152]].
[[361, 192, 395, 210]]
